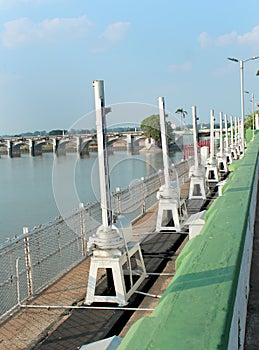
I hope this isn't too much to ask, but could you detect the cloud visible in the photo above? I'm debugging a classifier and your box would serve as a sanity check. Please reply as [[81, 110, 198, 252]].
[[198, 25, 259, 48], [0, 16, 93, 48], [198, 32, 212, 48], [236, 25, 259, 45], [100, 21, 131, 42], [168, 61, 192, 73], [90, 21, 131, 53]]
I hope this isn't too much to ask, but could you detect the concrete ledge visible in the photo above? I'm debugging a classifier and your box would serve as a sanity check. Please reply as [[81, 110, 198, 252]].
[[118, 135, 259, 350]]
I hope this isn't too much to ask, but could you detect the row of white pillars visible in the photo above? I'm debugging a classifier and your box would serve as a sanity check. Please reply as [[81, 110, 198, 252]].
[[206, 109, 246, 182], [85, 80, 251, 306]]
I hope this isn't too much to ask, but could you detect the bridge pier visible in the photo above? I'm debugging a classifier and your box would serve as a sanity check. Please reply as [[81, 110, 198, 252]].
[[54, 138, 66, 155], [28, 139, 35, 157], [77, 136, 89, 157], [76, 136, 82, 154], [126, 134, 134, 154], [53, 138, 60, 154], [7, 140, 13, 158]]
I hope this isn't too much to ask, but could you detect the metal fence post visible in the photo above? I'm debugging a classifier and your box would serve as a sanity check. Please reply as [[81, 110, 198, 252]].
[[115, 187, 121, 214], [79, 203, 87, 256], [23, 228, 33, 296], [141, 177, 146, 214]]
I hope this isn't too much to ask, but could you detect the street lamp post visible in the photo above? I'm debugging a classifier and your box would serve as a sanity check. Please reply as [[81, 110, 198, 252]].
[[227, 56, 259, 153], [252, 92, 255, 140]]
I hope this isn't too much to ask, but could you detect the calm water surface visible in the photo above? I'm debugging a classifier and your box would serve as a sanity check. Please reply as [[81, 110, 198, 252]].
[[0, 150, 183, 243]]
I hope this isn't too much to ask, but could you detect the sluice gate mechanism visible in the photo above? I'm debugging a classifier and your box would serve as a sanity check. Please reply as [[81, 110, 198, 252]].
[[188, 106, 207, 200], [155, 97, 187, 232], [224, 113, 233, 165], [205, 109, 219, 183], [85, 80, 147, 306], [217, 111, 228, 173]]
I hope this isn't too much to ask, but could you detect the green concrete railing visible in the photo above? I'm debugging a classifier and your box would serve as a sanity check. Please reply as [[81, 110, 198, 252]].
[[118, 134, 259, 350]]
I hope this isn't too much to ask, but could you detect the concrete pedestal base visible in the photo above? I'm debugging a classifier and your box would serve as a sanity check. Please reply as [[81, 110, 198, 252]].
[[85, 243, 147, 306]]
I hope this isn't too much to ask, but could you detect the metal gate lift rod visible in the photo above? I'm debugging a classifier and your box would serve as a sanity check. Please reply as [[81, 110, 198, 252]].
[[230, 115, 237, 160], [86, 80, 123, 250], [159, 96, 171, 192], [230, 116, 234, 149], [225, 114, 229, 151], [217, 111, 228, 173], [210, 109, 216, 163], [224, 114, 233, 164], [205, 109, 219, 183], [94, 80, 115, 237], [219, 112, 223, 157], [234, 116, 241, 156], [192, 106, 199, 171]]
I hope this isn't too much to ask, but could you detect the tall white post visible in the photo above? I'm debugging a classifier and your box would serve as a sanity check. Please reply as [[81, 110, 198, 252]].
[[224, 114, 232, 164], [240, 60, 245, 153], [86, 80, 124, 250], [205, 109, 219, 182], [224, 114, 229, 150], [252, 93, 255, 140], [230, 115, 234, 148], [85, 80, 147, 306], [188, 105, 207, 199], [228, 56, 259, 151], [217, 112, 228, 172], [210, 109, 215, 161], [192, 106, 199, 170], [93, 80, 112, 232], [158, 97, 170, 190], [230, 115, 237, 160], [239, 118, 242, 146], [235, 117, 239, 148], [219, 112, 223, 156], [156, 97, 187, 231]]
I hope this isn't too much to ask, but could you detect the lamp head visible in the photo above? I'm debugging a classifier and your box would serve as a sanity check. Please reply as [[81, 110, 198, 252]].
[[227, 57, 239, 62]]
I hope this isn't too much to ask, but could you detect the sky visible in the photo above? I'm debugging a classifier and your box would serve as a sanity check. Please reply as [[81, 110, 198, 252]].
[[0, 0, 259, 135]]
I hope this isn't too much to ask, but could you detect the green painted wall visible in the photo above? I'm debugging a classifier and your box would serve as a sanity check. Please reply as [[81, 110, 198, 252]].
[[118, 135, 259, 350]]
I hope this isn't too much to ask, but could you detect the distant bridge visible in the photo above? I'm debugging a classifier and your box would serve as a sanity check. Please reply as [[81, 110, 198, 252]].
[[0, 129, 209, 158], [0, 131, 146, 157]]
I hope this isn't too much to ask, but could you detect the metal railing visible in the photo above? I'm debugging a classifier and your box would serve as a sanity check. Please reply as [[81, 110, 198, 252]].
[[0, 159, 193, 320]]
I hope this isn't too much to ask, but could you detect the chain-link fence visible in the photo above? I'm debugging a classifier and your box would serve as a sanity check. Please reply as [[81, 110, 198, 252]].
[[0, 159, 192, 320]]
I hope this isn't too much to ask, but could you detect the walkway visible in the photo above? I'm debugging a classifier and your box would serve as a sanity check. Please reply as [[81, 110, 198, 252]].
[[0, 182, 206, 350], [0, 204, 187, 350]]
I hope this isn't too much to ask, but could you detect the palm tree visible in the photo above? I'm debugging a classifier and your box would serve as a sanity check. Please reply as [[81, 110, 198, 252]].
[[175, 108, 188, 130]]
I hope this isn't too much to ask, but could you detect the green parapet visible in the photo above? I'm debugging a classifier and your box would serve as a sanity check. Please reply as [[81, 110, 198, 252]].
[[118, 134, 259, 350], [228, 160, 242, 172], [245, 128, 253, 143]]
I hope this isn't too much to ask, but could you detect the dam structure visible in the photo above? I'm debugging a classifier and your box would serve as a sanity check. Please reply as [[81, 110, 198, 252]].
[[0, 78, 258, 349], [1, 131, 257, 349]]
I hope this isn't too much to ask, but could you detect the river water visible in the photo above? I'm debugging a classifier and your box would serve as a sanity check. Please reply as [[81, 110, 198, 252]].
[[0, 150, 183, 244]]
